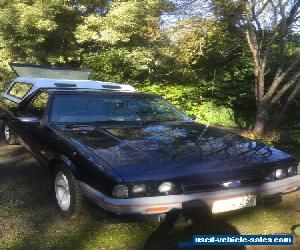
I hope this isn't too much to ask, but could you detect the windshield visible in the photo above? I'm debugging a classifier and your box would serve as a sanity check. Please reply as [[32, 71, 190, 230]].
[[50, 94, 190, 123]]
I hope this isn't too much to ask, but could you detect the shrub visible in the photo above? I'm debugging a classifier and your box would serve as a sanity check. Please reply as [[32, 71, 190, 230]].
[[137, 83, 239, 127]]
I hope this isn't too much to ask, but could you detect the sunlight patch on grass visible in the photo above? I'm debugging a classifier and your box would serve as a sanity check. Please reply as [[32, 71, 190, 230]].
[[293, 226, 300, 235], [82, 223, 155, 250], [229, 195, 300, 235]]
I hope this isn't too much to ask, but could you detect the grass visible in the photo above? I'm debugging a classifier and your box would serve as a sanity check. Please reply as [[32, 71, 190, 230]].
[[293, 226, 300, 236], [0, 141, 300, 250]]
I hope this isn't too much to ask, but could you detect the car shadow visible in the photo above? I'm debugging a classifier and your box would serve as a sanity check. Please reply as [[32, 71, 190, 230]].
[[144, 207, 245, 250]]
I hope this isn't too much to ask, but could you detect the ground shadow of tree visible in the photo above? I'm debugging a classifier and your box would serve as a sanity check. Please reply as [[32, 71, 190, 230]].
[[0, 143, 102, 250], [1, 137, 299, 250], [0, 142, 151, 250]]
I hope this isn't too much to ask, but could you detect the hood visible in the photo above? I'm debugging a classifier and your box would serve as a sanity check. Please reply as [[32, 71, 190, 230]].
[[57, 122, 295, 183]]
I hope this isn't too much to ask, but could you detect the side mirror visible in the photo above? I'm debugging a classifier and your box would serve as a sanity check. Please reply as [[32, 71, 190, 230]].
[[189, 115, 197, 121], [17, 116, 40, 124]]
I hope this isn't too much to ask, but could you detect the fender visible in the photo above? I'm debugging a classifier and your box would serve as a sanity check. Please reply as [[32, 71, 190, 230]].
[[48, 155, 79, 179], [59, 155, 79, 177]]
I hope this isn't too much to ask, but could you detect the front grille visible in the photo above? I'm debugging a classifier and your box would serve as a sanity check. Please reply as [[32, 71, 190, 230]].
[[182, 178, 266, 194]]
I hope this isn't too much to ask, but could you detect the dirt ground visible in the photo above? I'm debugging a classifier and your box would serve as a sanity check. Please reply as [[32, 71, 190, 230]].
[[0, 138, 299, 250]]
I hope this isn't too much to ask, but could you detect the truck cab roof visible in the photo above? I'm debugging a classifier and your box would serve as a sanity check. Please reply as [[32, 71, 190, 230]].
[[2, 77, 136, 104]]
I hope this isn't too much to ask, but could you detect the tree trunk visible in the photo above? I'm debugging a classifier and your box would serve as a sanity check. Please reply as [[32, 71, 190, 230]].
[[243, 1, 300, 135], [253, 65, 268, 135], [254, 103, 269, 135]]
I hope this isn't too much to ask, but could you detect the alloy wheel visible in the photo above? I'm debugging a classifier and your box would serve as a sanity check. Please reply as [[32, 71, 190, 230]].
[[55, 171, 71, 211]]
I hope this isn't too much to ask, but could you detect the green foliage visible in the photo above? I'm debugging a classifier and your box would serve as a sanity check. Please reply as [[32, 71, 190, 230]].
[[75, 0, 172, 49], [293, 226, 300, 236], [84, 47, 162, 83], [167, 18, 215, 64], [0, 0, 298, 130], [138, 83, 242, 127], [138, 83, 203, 110], [84, 48, 134, 82], [0, 1, 81, 65], [190, 102, 238, 127]]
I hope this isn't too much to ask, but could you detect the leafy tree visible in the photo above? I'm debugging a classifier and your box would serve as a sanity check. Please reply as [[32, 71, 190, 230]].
[[212, 0, 300, 134], [167, 15, 255, 126], [77, 0, 177, 83], [167, 18, 215, 64], [1, 0, 299, 133], [0, 1, 81, 65], [75, 0, 173, 49]]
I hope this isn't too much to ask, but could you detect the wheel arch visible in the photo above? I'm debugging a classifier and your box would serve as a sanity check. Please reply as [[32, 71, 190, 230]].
[[0, 119, 4, 132], [48, 156, 79, 178]]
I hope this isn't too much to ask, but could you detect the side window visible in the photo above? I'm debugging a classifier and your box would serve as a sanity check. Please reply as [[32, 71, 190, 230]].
[[1, 98, 18, 109], [8, 82, 33, 99], [27, 92, 50, 118]]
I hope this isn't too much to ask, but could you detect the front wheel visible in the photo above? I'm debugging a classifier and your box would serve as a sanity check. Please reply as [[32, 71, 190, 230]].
[[4, 124, 19, 145], [54, 164, 83, 218]]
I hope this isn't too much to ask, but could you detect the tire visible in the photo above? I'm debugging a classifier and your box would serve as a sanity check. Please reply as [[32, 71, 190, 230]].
[[3, 124, 19, 145], [53, 164, 83, 219]]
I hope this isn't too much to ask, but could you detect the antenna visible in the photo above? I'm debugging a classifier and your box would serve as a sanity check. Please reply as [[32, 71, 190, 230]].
[[199, 121, 210, 139]]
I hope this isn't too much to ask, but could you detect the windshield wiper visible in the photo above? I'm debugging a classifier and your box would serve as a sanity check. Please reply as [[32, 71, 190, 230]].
[[90, 120, 184, 125], [90, 120, 144, 124], [65, 124, 95, 130]]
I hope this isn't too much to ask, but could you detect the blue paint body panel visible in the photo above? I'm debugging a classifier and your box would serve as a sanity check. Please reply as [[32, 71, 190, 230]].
[[0, 90, 298, 200]]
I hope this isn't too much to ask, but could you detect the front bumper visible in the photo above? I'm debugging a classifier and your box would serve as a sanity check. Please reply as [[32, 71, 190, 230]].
[[80, 175, 300, 215]]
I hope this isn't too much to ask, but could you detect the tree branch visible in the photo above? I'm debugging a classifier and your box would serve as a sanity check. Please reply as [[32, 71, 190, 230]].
[[272, 78, 300, 126], [262, 0, 300, 67], [251, 0, 262, 32], [270, 69, 300, 106], [264, 55, 300, 101]]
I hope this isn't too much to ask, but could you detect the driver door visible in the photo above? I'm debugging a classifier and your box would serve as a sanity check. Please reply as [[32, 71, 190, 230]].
[[18, 91, 51, 164]]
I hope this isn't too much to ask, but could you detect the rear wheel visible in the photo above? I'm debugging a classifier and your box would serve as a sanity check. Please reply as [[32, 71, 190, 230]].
[[53, 164, 83, 218], [4, 124, 19, 145]]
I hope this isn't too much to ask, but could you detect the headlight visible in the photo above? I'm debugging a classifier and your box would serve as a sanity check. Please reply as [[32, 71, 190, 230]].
[[132, 184, 147, 194], [265, 172, 275, 181], [158, 182, 174, 193], [288, 166, 297, 176], [275, 169, 285, 179], [112, 185, 129, 198]]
